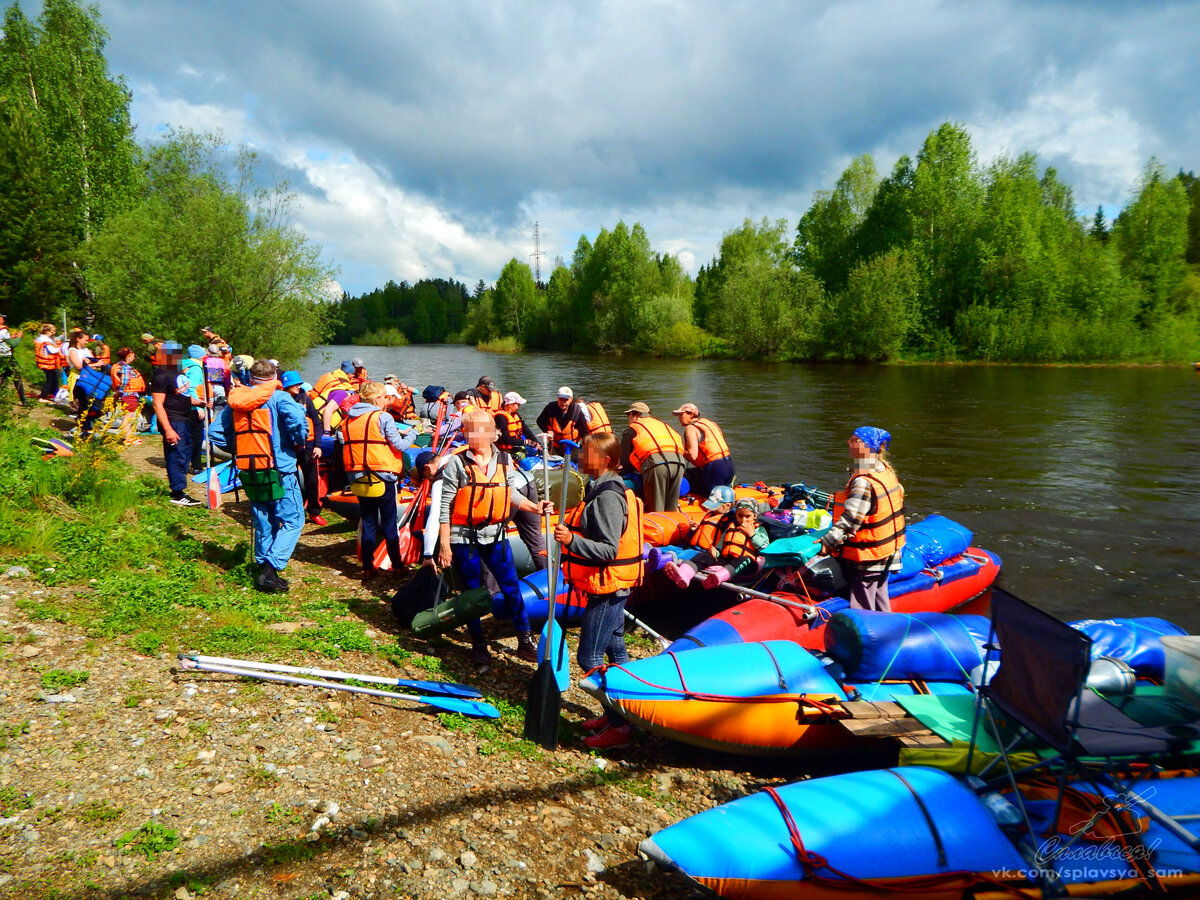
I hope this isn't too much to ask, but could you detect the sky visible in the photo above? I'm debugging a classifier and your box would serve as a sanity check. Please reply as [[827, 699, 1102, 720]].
[[74, 0, 1200, 296]]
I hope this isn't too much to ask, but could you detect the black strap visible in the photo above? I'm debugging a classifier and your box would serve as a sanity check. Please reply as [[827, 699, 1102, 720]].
[[884, 769, 947, 869]]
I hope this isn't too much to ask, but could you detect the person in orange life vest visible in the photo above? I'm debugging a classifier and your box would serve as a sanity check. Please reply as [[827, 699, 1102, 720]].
[[493, 391, 540, 457], [467, 375, 502, 412], [428, 409, 553, 669], [34, 324, 62, 401], [209, 359, 308, 592], [576, 398, 612, 434], [349, 357, 369, 386], [663, 498, 768, 590], [382, 375, 417, 421], [553, 432, 645, 751], [90, 334, 111, 366], [110, 347, 145, 446], [281, 370, 327, 526], [620, 401, 686, 513], [0, 314, 30, 407], [819, 426, 906, 613], [646, 483, 736, 572], [536, 386, 591, 453], [339, 381, 417, 580], [672, 402, 735, 499], [141, 332, 166, 372]]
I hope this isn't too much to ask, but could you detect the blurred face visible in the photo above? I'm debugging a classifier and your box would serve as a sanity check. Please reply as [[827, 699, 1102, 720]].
[[848, 436, 872, 459], [580, 441, 608, 476], [464, 418, 495, 452]]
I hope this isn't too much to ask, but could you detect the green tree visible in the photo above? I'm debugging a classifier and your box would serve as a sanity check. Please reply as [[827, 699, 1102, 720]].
[[793, 154, 879, 290], [826, 249, 917, 361], [0, 0, 139, 321], [83, 130, 335, 364], [1112, 159, 1190, 324], [492, 258, 536, 339]]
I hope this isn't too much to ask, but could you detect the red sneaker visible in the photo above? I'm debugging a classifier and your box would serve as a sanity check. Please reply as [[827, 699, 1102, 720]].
[[581, 714, 610, 734], [309, 514, 328, 527], [583, 724, 632, 751]]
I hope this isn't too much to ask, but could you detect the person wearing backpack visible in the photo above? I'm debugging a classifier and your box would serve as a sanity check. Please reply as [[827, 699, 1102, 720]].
[[209, 359, 308, 592]]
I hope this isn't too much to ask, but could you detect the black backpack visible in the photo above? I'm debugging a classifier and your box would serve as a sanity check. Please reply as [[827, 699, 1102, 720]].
[[391, 565, 450, 627], [421, 385, 446, 404]]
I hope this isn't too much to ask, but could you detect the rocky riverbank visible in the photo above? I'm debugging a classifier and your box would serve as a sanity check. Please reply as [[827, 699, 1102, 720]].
[[0, 406, 807, 899]]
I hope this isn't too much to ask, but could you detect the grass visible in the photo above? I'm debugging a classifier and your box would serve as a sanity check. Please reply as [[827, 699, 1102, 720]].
[[265, 802, 305, 826], [476, 335, 521, 353], [114, 820, 179, 859], [76, 800, 123, 825], [437, 697, 543, 759], [0, 785, 34, 816], [0, 719, 30, 750], [39, 669, 90, 692]]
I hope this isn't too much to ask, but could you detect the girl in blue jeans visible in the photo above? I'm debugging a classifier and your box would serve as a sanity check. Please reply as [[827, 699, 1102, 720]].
[[555, 432, 645, 751]]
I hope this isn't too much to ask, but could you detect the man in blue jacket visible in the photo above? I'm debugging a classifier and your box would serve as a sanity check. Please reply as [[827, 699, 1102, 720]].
[[210, 359, 308, 592]]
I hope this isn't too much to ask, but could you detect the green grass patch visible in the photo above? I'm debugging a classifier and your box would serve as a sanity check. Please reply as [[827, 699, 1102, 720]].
[[39, 669, 90, 692], [0, 719, 30, 750], [437, 697, 542, 759], [265, 801, 304, 826], [76, 800, 123, 825], [262, 840, 325, 864], [0, 785, 33, 816], [114, 820, 179, 859]]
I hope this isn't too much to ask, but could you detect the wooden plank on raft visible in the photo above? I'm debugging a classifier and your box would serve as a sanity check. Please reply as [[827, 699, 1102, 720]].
[[840, 701, 908, 720], [838, 717, 934, 738], [897, 733, 951, 748]]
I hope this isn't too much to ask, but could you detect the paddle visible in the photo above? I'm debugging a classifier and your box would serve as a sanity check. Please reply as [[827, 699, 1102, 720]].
[[524, 434, 571, 749], [175, 658, 500, 718], [203, 388, 221, 509], [718, 581, 819, 619], [177, 653, 483, 699]]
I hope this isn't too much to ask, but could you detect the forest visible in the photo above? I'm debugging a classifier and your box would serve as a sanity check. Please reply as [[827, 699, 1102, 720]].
[[340, 124, 1200, 363], [0, 1, 334, 364]]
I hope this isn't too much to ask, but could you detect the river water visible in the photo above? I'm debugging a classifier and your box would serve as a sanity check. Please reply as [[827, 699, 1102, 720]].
[[302, 345, 1200, 630]]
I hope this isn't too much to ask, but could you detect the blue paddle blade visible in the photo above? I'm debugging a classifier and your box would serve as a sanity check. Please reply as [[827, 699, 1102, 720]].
[[537, 622, 571, 692], [425, 695, 500, 718], [394, 677, 483, 699]]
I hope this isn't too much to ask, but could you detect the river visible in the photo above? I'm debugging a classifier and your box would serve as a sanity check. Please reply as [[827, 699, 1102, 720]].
[[301, 345, 1200, 630]]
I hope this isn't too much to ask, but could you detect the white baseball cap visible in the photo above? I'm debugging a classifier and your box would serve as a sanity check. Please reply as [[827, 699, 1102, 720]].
[[503, 391, 527, 406], [557, 386, 573, 399]]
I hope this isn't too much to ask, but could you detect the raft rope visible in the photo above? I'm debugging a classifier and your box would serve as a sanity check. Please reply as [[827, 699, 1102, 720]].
[[761, 779, 1039, 898]]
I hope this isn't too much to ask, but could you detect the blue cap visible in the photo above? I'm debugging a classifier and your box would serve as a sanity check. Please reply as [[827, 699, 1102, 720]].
[[414, 450, 435, 470], [702, 484, 737, 510], [340, 360, 355, 374], [92, 334, 104, 341], [852, 426, 891, 453], [280, 370, 303, 389], [187, 344, 205, 359], [161, 340, 183, 352]]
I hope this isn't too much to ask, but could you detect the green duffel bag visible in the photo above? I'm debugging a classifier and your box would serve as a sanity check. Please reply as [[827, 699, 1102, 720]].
[[410, 587, 494, 638], [239, 468, 284, 502]]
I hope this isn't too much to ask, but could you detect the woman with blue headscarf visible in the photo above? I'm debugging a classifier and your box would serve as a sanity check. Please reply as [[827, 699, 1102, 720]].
[[819, 426, 906, 612]]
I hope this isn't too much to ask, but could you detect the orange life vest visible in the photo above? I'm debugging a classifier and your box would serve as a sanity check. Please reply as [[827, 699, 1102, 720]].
[[562, 481, 645, 594], [628, 416, 684, 470], [689, 510, 729, 551], [312, 369, 352, 396], [449, 449, 513, 527], [230, 381, 280, 472], [111, 363, 145, 395], [36, 339, 60, 371], [341, 410, 403, 474], [586, 401, 612, 434], [310, 385, 347, 431], [93, 343, 111, 366], [149, 340, 165, 368], [496, 409, 524, 442], [831, 466, 906, 563], [692, 417, 731, 466], [476, 389, 502, 412], [717, 523, 758, 561], [549, 414, 581, 448], [389, 388, 416, 420]]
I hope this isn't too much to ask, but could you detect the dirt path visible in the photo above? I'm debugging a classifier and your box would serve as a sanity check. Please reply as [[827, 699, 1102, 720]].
[[0, 407, 802, 899]]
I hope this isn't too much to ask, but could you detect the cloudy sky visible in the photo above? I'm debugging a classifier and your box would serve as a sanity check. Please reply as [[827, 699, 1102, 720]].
[[79, 0, 1200, 295]]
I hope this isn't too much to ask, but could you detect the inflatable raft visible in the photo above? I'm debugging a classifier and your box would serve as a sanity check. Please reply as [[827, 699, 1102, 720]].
[[667, 546, 1000, 653], [640, 766, 1200, 899]]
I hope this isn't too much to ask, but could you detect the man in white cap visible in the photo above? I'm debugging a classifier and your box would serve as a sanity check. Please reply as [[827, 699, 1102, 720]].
[[494, 391, 540, 457], [535, 386, 590, 453]]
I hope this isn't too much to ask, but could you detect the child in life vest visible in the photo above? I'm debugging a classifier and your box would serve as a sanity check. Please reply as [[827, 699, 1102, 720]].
[[662, 498, 768, 590]]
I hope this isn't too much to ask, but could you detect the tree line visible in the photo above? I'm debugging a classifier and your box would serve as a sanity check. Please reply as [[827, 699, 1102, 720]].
[[0, 0, 333, 365], [340, 123, 1200, 363]]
